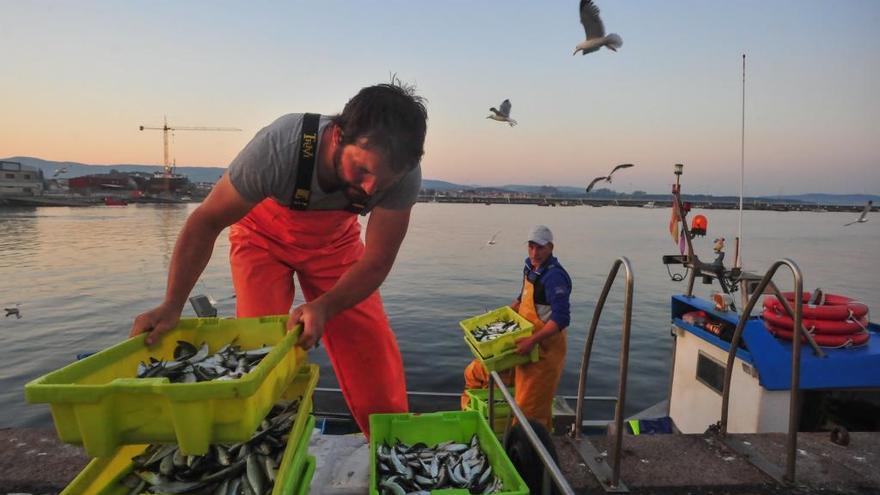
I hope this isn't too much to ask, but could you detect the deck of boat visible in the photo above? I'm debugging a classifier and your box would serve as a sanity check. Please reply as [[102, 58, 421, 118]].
[[3, 427, 878, 494]]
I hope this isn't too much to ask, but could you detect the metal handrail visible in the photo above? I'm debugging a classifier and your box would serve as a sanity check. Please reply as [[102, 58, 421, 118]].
[[489, 371, 576, 495], [719, 258, 804, 483], [572, 257, 635, 488]]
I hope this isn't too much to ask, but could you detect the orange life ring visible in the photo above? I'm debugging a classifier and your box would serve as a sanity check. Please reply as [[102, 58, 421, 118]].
[[764, 323, 870, 348], [763, 292, 869, 321], [762, 309, 869, 335]]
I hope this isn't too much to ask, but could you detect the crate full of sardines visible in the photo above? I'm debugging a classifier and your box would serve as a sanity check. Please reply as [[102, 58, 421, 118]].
[[369, 411, 528, 495], [459, 306, 534, 358], [59, 364, 319, 495], [460, 307, 538, 373], [25, 316, 306, 457]]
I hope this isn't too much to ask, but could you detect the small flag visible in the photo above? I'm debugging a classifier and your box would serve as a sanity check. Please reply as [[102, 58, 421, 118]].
[[669, 204, 680, 244]]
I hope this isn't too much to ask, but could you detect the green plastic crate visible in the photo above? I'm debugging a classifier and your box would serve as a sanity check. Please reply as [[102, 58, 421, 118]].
[[464, 336, 539, 373], [293, 455, 317, 495], [368, 411, 528, 495], [25, 316, 306, 456], [59, 364, 319, 495], [465, 387, 514, 436], [460, 306, 534, 358]]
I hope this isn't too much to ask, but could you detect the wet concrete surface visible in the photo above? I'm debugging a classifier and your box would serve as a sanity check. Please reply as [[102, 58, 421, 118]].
[[2, 428, 878, 495], [0, 428, 88, 494], [555, 432, 880, 494]]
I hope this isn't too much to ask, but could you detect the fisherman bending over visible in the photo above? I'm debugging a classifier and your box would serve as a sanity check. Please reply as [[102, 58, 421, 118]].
[[130, 81, 428, 436]]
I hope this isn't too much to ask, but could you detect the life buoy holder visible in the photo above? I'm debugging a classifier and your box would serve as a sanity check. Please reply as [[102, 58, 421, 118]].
[[763, 292, 869, 321], [762, 309, 869, 335], [764, 323, 870, 348]]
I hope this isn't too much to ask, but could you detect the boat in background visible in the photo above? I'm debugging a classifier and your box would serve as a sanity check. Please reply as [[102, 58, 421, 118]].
[[103, 197, 128, 206]]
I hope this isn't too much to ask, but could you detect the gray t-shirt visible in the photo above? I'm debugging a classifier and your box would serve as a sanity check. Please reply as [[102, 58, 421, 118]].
[[228, 113, 421, 213]]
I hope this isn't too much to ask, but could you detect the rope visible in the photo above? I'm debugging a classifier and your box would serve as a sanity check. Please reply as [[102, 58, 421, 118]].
[[666, 264, 689, 282]]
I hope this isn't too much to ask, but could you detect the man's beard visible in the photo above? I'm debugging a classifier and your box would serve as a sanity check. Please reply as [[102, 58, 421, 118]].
[[332, 146, 370, 205]]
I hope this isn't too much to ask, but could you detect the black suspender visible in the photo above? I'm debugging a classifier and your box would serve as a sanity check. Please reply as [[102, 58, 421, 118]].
[[289, 113, 367, 215], [290, 113, 320, 211]]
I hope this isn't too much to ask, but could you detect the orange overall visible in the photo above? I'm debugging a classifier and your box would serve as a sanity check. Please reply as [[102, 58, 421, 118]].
[[462, 274, 567, 429], [229, 198, 408, 435]]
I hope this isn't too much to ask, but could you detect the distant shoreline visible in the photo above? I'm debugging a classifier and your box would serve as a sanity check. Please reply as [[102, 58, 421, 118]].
[[417, 195, 872, 213]]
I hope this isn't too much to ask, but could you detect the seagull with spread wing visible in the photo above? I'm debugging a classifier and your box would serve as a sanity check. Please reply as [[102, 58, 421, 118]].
[[844, 200, 872, 226], [586, 163, 634, 192], [574, 0, 623, 56], [487, 99, 517, 127]]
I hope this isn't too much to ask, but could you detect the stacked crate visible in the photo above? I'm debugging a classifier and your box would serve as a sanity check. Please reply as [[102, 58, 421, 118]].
[[25, 316, 318, 495]]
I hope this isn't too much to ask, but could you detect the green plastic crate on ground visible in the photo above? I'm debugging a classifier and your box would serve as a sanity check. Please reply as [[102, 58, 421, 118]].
[[465, 387, 515, 436], [25, 316, 307, 456], [59, 364, 319, 495], [368, 411, 528, 495], [460, 306, 534, 358], [464, 336, 539, 373], [293, 455, 317, 495]]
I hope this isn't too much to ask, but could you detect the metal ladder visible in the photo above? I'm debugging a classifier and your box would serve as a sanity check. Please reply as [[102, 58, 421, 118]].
[[567, 256, 635, 492], [715, 258, 807, 484]]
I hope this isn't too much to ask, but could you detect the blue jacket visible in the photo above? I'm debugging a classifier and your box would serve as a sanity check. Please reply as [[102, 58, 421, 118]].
[[518, 255, 572, 329]]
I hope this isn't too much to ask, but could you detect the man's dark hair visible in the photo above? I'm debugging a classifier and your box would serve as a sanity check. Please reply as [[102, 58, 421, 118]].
[[332, 79, 428, 173]]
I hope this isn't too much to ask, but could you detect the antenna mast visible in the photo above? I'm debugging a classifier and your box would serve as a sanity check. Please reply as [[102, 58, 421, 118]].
[[734, 54, 746, 269]]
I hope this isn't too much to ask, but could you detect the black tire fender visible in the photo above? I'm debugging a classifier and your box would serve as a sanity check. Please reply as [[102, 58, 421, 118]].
[[503, 419, 559, 495]]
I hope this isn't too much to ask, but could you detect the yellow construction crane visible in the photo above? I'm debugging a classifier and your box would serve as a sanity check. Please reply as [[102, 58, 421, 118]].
[[139, 116, 241, 176]]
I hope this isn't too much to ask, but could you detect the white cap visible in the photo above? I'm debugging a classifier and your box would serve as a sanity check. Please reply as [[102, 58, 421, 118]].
[[527, 225, 553, 246]]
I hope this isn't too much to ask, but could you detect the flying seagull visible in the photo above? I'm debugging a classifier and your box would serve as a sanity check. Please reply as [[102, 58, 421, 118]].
[[52, 167, 68, 178], [480, 230, 502, 250], [586, 163, 634, 192], [844, 200, 872, 226], [574, 0, 623, 56], [4, 304, 21, 319], [487, 99, 517, 127]]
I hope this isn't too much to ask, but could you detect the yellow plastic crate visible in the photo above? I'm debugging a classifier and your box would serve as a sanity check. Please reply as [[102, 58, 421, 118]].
[[460, 306, 534, 358], [59, 364, 319, 495], [25, 316, 306, 456], [464, 336, 539, 373], [465, 387, 514, 436]]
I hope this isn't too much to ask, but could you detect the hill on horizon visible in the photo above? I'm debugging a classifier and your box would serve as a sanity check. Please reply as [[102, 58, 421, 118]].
[[4, 156, 877, 205]]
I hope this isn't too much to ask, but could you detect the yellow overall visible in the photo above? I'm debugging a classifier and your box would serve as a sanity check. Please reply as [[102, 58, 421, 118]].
[[462, 274, 567, 429]]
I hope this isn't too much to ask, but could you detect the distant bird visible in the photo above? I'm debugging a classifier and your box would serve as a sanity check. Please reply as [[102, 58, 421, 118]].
[[4, 304, 21, 319], [586, 163, 634, 192], [487, 99, 517, 127], [481, 231, 502, 250], [574, 0, 623, 56], [844, 200, 872, 226], [52, 167, 68, 178]]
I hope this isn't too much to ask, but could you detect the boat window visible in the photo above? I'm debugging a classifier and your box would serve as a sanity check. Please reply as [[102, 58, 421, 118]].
[[4, 173, 14, 179], [696, 351, 725, 395]]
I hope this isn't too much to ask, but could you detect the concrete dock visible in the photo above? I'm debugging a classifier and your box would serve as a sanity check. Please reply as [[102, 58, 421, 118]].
[[2, 428, 878, 494]]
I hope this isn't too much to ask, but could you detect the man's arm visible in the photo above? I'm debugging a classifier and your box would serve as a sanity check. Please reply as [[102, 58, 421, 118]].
[[130, 173, 255, 344], [290, 205, 411, 348]]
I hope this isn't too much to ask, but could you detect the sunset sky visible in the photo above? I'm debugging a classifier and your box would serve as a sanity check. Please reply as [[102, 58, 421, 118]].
[[2, 1, 878, 195]]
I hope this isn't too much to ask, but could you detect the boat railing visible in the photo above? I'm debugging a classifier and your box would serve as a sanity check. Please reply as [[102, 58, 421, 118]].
[[718, 258, 805, 484], [488, 371, 576, 495], [569, 256, 635, 492]]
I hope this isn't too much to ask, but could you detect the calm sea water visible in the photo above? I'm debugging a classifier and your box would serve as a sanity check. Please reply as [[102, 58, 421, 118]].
[[1, 203, 877, 427]]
